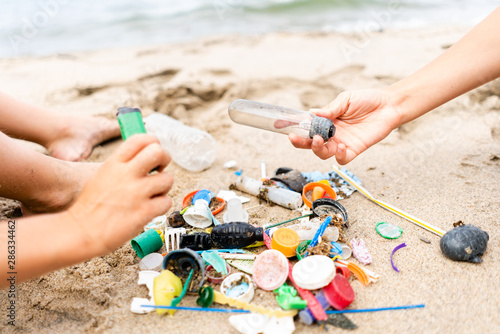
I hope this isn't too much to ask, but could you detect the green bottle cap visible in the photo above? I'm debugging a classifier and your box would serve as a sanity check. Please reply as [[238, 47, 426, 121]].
[[375, 222, 403, 239]]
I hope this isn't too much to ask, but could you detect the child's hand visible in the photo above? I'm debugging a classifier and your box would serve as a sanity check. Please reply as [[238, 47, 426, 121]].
[[289, 88, 405, 164], [66, 134, 173, 255]]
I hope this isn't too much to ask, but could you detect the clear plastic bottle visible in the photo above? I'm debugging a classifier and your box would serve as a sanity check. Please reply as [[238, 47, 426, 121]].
[[228, 99, 335, 141], [144, 113, 217, 172]]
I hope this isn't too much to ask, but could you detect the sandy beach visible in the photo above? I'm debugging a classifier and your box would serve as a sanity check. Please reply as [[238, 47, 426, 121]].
[[0, 25, 499, 333]]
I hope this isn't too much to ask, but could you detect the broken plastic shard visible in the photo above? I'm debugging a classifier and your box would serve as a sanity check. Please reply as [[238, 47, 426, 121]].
[[130, 271, 160, 314], [326, 313, 358, 330], [375, 222, 403, 239]]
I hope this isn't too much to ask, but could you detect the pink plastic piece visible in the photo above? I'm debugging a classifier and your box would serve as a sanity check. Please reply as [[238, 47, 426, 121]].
[[252, 250, 289, 291], [350, 238, 372, 265]]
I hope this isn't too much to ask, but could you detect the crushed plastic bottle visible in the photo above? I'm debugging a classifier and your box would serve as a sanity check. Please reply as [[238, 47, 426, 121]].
[[144, 113, 217, 172]]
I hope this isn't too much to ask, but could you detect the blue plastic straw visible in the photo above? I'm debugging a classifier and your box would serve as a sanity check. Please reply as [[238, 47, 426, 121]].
[[140, 305, 250, 313], [141, 303, 425, 314], [326, 304, 425, 314], [304, 216, 332, 257]]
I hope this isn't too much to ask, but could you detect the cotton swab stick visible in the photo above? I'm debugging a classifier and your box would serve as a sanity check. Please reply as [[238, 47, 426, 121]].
[[331, 165, 446, 236]]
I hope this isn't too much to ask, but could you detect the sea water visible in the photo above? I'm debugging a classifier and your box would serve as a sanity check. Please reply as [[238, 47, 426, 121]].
[[0, 0, 498, 58]]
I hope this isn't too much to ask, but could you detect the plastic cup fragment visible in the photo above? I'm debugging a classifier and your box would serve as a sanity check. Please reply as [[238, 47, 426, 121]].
[[221, 273, 255, 303], [139, 253, 164, 272]]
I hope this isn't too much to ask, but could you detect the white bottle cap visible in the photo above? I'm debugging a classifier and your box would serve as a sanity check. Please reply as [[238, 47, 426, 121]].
[[223, 198, 249, 223], [292, 255, 335, 290]]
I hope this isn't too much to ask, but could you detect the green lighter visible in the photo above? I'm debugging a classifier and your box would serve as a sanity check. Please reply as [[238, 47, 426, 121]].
[[116, 107, 146, 140]]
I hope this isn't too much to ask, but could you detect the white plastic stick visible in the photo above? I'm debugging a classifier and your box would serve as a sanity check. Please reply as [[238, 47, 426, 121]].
[[331, 165, 446, 236]]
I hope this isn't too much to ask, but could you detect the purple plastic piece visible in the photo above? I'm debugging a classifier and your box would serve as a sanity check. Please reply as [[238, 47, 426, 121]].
[[299, 290, 330, 325], [391, 242, 407, 272]]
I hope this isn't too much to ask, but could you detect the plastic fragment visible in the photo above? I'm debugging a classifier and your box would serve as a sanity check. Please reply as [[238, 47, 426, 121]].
[[171, 269, 194, 307], [224, 160, 237, 169], [304, 216, 332, 257], [196, 286, 214, 308], [130, 271, 160, 314], [292, 255, 336, 290], [138, 253, 163, 272], [252, 250, 289, 291], [229, 314, 295, 334], [216, 190, 250, 204], [326, 313, 358, 330], [322, 274, 355, 310], [298, 290, 330, 325], [202, 251, 228, 275], [347, 262, 370, 286], [350, 238, 372, 265], [391, 243, 407, 273], [221, 273, 255, 303], [274, 283, 307, 310], [420, 236, 431, 244], [375, 222, 403, 239]]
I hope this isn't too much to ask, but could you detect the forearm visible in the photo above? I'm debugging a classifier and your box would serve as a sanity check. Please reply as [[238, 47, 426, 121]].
[[1, 212, 101, 288], [391, 6, 500, 125], [0, 91, 61, 145]]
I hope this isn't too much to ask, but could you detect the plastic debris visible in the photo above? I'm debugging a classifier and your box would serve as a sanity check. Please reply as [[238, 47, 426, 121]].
[[271, 228, 301, 258], [224, 160, 237, 169], [292, 255, 336, 290], [440, 224, 489, 263], [302, 182, 337, 208], [339, 243, 352, 260], [304, 216, 332, 257], [223, 198, 249, 223], [226, 250, 255, 275], [196, 286, 214, 307], [213, 290, 297, 318], [138, 253, 164, 272], [229, 314, 295, 334], [171, 269, 194, 307], [375, 222, 403, 239], [221, 273, 255, 303], [420, 236, 431, 244], [164, 227, 186, 253], [302, 169, 359, 199], [336, 266, 351, 279], [326, 303, 425, 314], [202, 251, 228, 275], [271, 168, 307, 193], [131, 229, 164, 259], [391, 243, 407, 272], [183, 199, 216, 228], [311, 198, 348, 225], [326, 313, 358, 330], [274, 283, 307, 310], [163, 249, 205, 293], [298, 290, 330, 325], [288, 217, 339, 242], [144, 215, 167, 232], [322, 274, 355, 310], [206, 264, 231, 284], [234, 175, 303, 210], [253, 250, 289, 291], [261, 160, 267, 179], [350, 238, 372, 265], [180, 232, 212, 251], [130, 271, 160, 314], [153, 270, 183, 315]]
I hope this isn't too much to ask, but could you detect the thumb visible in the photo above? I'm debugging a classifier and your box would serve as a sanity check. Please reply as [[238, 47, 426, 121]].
[[314, 91, 351, 120]]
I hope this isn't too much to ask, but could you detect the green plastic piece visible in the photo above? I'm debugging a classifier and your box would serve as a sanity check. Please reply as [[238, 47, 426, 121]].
[[375, 222, 403, 239], [202, 251, 228, 275], [171, 269, 194, 307], [274, 283, 307, 310], [131, 229, 163, 258], [196, 286, 214, 308], [116, 107, 146, 140], [296, 240, 311, 261]]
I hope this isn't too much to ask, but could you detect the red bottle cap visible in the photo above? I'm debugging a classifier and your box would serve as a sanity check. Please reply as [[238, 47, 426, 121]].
[[322, 274, 355, 310]]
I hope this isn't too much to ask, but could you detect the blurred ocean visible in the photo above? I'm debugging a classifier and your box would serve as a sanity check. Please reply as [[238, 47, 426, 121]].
[[0, 0, 498, 58]]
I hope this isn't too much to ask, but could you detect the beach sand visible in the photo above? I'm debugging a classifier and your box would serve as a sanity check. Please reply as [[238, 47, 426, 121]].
[[0, 26, 499, 333]]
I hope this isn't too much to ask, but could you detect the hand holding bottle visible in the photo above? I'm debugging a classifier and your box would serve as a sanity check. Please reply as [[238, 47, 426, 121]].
[[289, 88, 404, 165]]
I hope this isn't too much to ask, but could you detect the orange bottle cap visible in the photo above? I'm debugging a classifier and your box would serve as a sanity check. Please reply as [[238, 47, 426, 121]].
[[271, 228, 301, 258], [302, 182, 337, 208]]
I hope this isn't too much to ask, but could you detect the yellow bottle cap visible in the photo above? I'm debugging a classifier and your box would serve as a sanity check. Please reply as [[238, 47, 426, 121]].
[[271, 228, 301, 258]]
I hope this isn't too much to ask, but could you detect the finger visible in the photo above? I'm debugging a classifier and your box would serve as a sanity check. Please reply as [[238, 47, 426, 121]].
[[311, 135, 338, 160], [316, 92, 350, 119], [145, 171, 174, 197], [147, 195, 173, 218], [288, 133, 313, 149], [335, 143, 357, 165], [130, 143, 171, 175], [114, 134, 160, 163]]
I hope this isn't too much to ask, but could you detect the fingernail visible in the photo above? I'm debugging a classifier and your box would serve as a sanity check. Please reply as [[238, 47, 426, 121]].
[[313, 139, 319, 147], [337, 146, 343, 153]]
